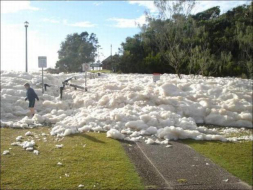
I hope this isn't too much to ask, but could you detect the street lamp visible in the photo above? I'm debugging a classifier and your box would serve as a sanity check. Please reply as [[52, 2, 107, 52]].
[[24, 21, 29, 72]]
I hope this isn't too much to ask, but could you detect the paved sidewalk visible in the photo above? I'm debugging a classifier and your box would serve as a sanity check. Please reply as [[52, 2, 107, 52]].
[[122, 141, 252, 190]]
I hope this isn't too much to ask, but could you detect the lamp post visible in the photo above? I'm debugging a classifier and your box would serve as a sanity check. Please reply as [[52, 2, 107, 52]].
[[24, 21, 29, 72], [110, 44, 112, 71]]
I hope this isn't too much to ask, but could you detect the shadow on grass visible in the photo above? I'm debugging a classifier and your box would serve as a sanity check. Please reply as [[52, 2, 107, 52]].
[[69, 133, 106, 144], [118, 139, 136, 145], [180, 139, 236, 145]]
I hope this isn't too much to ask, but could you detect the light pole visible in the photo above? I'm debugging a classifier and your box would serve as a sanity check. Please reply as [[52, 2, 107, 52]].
[[110, 44, 112, 71], [24, 21, 29, 72]]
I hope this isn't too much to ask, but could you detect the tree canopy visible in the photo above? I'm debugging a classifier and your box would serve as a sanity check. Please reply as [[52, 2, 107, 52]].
[[113, 1, 252, 79], [56, 32, 98, 72]]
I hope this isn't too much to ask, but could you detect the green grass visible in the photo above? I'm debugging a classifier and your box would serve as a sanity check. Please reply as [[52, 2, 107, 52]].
[[0, 127, 144, 190], [89, 70, 112, 73], [183, 139, 253, 186]]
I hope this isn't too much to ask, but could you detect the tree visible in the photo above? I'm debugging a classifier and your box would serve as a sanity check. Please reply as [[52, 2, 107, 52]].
[[116, 1, 252, 78], [56, 32, 98, 72], [235, 3, 253, 78], [218, 51, 233, 76], [151, 0, 196, 78], [192, 6, 220, 21], [189, 46, 216, 76], [188, 25, 217, 77]]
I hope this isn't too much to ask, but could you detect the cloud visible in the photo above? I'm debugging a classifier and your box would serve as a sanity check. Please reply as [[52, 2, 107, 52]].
[[42, 18, 96, 28], [93, 2, 103, 6], [1, 23, 59, 71], [128, 1, 250, 15], [128, 1, 157, 13], [108, 15, 147, 28], [1, 1, 39, 14], [193, 1, 251, 14], [42, 18, 60, 24], [63, 19, 68, 25], [68, 21, 96, 28]]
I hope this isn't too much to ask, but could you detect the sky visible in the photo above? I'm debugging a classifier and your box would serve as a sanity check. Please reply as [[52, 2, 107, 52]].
[[1, 0, 251, 71]]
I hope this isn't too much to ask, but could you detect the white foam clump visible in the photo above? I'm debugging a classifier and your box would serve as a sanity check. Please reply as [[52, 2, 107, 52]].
[[3, 150, 10, 155], [78, 126, 91, 133], [56, 144, 63, 148], [16, 136, 23, 141], [107, 129, 125, 140], [157, 126, 227, 141], [1, 71, 252, 143], [11, 142, 21, 146], [21, 140, 35, 151], [26, 147, 34, 151], [145, 138, 155, 144], [78, 184, 84, 188], [142, 127, 157, 135], [25, 131, 33, 136]]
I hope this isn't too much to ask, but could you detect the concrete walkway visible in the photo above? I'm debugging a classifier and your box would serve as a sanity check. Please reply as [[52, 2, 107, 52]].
[[122, 141, 252, 190]]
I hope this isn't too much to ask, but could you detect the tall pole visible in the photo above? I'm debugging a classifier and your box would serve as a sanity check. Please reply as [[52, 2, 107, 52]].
[[42, 67, 44, 94], [111, 44, 112, 71], [85, 69, 87, 91], [24, 21, 29, 72], [98, 48, 99, 62], [110, 44, 112, 60], [25, 26, 28, 72]]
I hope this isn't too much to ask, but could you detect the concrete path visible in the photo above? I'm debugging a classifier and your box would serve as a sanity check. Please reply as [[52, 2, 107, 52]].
[[122, 141, 252, 190]]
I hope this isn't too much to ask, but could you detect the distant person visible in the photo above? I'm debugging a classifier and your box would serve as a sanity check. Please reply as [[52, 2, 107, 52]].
[[24, 83, 39, 117]]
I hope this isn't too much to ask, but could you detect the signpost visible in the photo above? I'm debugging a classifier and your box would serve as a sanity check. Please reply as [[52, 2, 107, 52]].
[[82, 63, 90, 91], [153, 73, 161, 83], [38, 56, 47, 94]]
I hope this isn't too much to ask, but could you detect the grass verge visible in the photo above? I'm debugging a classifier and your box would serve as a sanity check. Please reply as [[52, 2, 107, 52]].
[[89, 70, 112, 73], [183, 139, 252, 185], [0, 127, 144, 190]]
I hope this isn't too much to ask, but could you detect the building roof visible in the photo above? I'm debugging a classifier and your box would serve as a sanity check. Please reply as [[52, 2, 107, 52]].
[[101, 56, 112, 64], [90, 63, 102, 67]]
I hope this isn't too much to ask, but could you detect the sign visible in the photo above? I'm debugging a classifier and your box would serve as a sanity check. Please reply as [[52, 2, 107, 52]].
[[38, 56, 47, 68], [153, 73, 161, 82], [38, 56, 47, 94], [82, 63, 90, 71], [82, 63, 91, 92]]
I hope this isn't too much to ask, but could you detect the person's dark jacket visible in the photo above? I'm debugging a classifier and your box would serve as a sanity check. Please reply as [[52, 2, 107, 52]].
[[25, 88, 39, 101]]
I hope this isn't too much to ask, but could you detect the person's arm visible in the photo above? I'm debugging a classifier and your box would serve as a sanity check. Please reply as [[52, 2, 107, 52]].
[[25, 90, 28, 101], [35, 93, 39, 101], [34, 91, 39, 101], [31, 88, 39, 101]]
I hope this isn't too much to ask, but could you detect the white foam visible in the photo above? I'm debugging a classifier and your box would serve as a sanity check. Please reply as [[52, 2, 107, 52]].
[[145, 138, 155, 144], [1, 71, 252, 143], [56, 144, 63, 148], [16, 136, 23, 141], [25, 131, 33, 136], [3, 150, 10, 155], [21, 140, 35, 149], [106, 129, 125, 140]]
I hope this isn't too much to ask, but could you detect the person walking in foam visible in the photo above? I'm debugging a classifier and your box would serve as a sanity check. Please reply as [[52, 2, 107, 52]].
[[24, 83, 39, 117]]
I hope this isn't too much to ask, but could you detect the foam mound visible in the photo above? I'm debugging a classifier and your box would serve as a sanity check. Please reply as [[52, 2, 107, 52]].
[[1, 71, 252, 143]]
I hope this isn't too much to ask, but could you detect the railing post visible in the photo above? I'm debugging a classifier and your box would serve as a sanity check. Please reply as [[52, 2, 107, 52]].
[[60, 87, 64, 99]]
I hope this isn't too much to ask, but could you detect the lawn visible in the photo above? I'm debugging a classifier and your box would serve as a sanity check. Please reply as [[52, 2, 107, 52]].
[[183, 139, 253, 186], [89, 70, 112, 73], [0, 127, 144, 190]]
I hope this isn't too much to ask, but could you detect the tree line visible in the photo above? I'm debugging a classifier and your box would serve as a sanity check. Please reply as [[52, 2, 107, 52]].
[[113, 1, 253, 79], [55, 1, 252, 79], [56, 32, 98, 72]]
